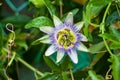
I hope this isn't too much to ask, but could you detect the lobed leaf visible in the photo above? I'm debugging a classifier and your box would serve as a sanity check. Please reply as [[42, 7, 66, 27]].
[[108, 54, 120, 80]]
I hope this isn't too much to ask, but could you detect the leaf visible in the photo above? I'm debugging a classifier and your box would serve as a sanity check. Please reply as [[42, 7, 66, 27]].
[[61, 8, 79, 21], [72, 0, 87, 5], [89, 42, 106, 53], [43, 55, 60, 72], [62, 72, 70, 80], [110, 42, 120, 49], [109, 27, 120, 41], [108, 54, 120, 80], [25, 16, 53, 29], [25, 17, 53, 29], [106, 11, 120, 26], [118, 0, 120, 8], [0, 3, 2, 6], [60, 56, 70, 71], [1, 15, 31, 27], [16, 40, 28, 50], [0, 27, 2, 51], [32, 35, 50, 45], [99, 33, 120, 44], [36, 72, 54, 80], [86, 0, 112, 20], [88, 70, 105, 80], [90, 53, 105, 67], [29, 0, 45, 8], [44, 0, 58, 16]]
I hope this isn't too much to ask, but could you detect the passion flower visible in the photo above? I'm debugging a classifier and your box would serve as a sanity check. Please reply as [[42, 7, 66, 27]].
[[40, 12, 88, 63]]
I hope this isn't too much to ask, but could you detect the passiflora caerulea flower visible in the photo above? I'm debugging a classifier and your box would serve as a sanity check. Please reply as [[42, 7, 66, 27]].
[[40, 12, 88, 64]]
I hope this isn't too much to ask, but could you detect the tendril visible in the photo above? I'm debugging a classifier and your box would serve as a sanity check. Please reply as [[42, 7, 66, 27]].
[[6, 23, 15, 49], [105, 68, 112, 80], [4, 23, 16, 80]]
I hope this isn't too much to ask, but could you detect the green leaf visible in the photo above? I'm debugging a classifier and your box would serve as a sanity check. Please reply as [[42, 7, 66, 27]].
[[86, 0, 112, 20], [29, 0, 45, 8], [89, 42, 106, 53], [61, 8, 79, 21], [36, 72, 54, 80], [106, 11, 120, 26], [16, 40, 28, 50], [43, 55, 60, 72], [44, 0, 58, 16], [62, 72, 70, 80], [0, 27, 2, 51], [1, 15, 31, 27], [88, 70, 105, 80], [109, 27, 120, 41], [99, 33, 120, 44], [25, 16, 53, 29], [84, 0, 112, 26], [60, 56, 70, 71], [110, 42, 120, 49], [90, 53, 105, 67], [0, 3, 2, 6], [108, 54, 120, 80]]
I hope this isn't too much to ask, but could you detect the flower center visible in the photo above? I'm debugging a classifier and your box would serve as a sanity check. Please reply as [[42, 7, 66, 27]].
[[57, 28, 76, 49]]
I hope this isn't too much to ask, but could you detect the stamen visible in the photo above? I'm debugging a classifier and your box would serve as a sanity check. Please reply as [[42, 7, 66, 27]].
[[57, 28, 76, 49]]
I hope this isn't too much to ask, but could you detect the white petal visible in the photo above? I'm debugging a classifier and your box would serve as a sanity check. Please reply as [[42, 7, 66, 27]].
[[68, 50, 78, 64], [80, 33, 88, 42], [34, 35, 51, 44], [77, 43, 88, 52], [56, 49, 65, 63], [45, 45, 56, 56], [40, 35, 51, 44], [65, 12, 73, 25], [40, 26, 54, 34], [75, 21, 84, 31], [53, 15, 62, 27]]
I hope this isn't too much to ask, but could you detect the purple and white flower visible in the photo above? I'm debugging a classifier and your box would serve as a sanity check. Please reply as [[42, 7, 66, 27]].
[[39, 12, 88, 64]]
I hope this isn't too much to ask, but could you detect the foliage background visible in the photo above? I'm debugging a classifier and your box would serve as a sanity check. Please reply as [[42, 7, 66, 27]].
[[0, 0, 120, 80]]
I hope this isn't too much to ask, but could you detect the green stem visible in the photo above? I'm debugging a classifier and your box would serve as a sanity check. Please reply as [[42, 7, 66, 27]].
[[15, 56, 44, 76], [70, 68, 74, 80], [101, 2, 113, 56], [116, 4, 120, 16], [60, 0, 63, 18]]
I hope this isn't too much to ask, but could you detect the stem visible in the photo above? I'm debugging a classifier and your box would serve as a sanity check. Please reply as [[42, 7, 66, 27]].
[[15, 56, 44, 76], [101, 2, 113, 56], [60, 0, 63, 18], [70, 69, 74, 80], [116, 4, 120, 16]]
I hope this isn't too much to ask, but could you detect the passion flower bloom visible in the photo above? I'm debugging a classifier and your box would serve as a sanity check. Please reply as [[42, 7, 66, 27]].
[[40, 12, 88, 63]]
